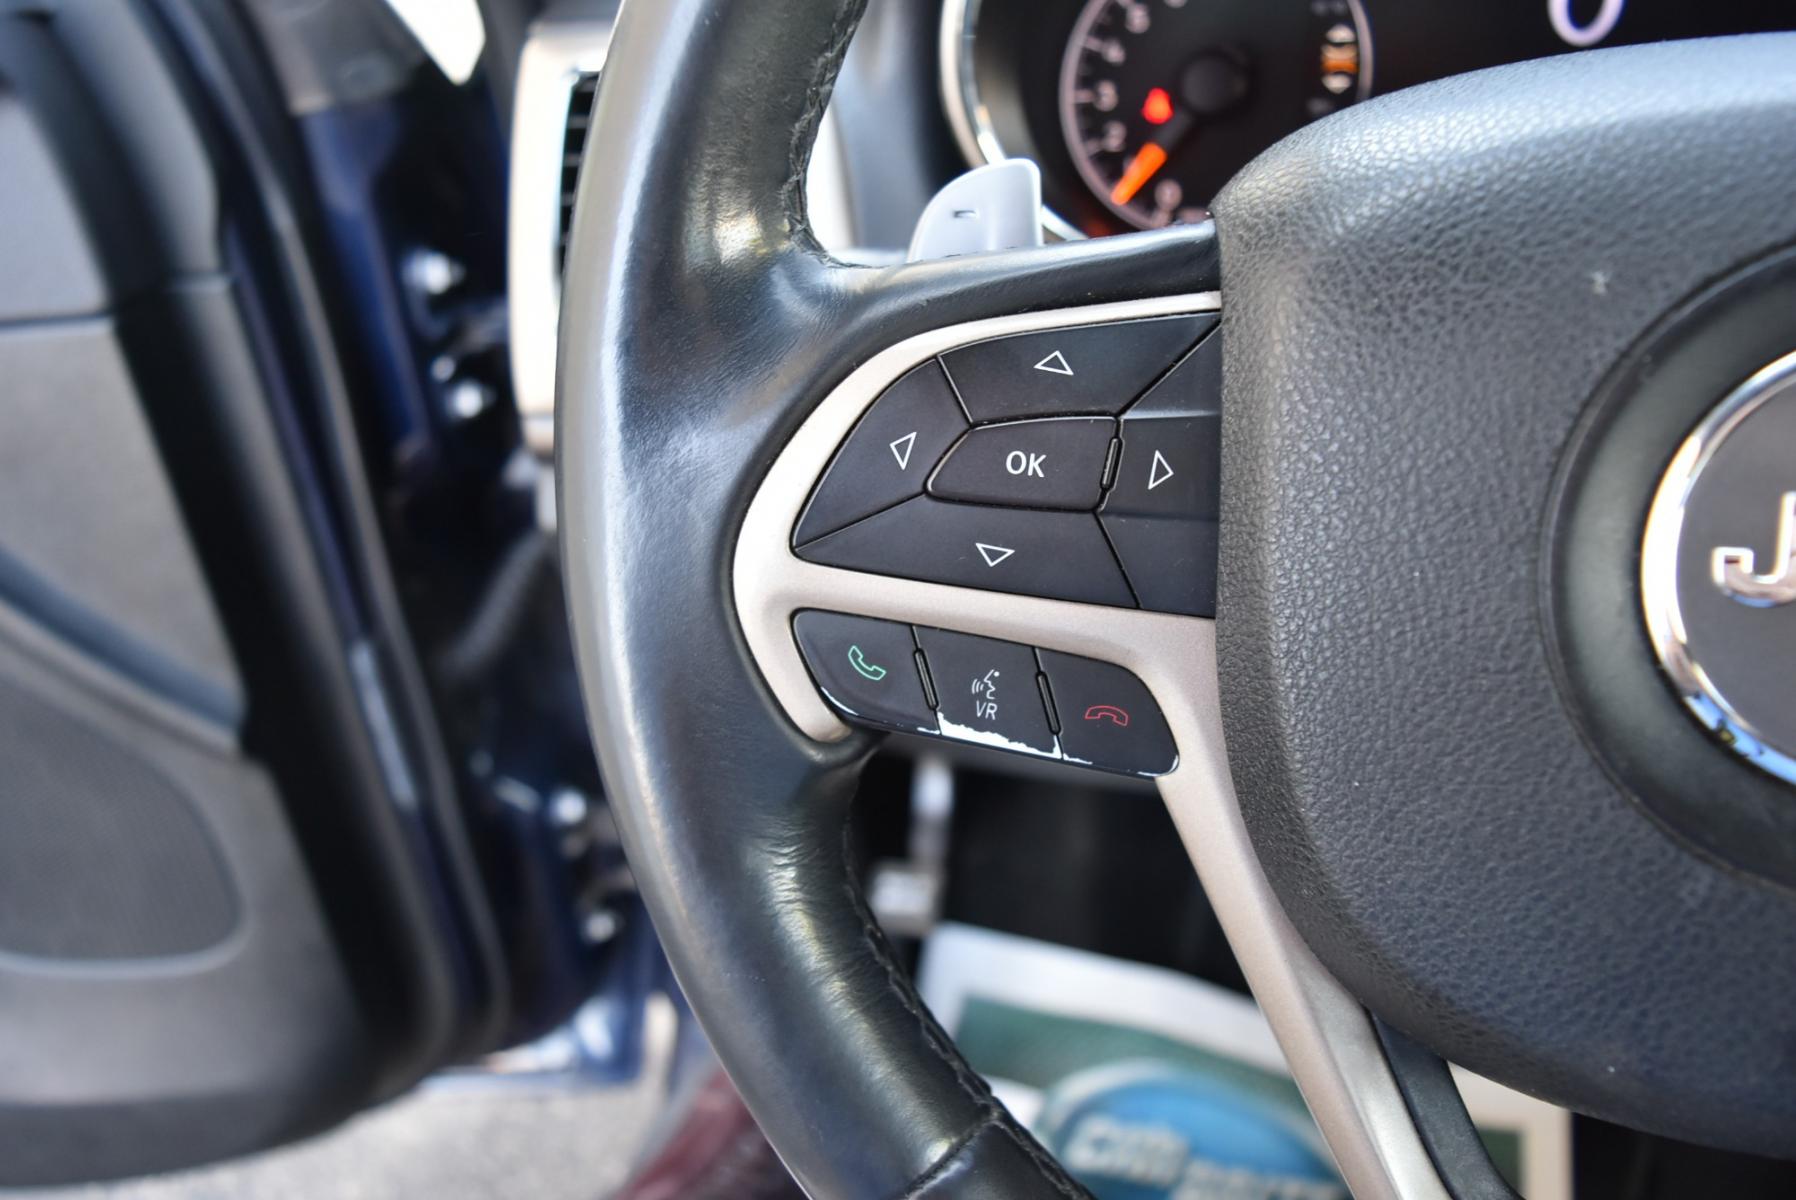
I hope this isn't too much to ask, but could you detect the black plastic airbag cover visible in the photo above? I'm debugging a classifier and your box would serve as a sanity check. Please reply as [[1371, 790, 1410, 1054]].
[[1213, 36, 1796, 1155]]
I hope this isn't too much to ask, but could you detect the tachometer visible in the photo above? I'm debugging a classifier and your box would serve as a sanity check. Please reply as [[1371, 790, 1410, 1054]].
[[1059, 0, 1371, 230]]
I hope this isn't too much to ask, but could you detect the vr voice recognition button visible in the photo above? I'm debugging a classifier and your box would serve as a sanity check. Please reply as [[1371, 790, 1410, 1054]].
[[914, 626, 1057, 756]]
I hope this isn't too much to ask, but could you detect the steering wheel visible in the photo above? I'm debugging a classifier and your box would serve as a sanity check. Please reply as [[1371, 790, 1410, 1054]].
[[558, 2, 1796, 1195]]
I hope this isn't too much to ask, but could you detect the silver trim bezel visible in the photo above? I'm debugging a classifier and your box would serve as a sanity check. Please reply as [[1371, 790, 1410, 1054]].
[[508, 17, 614, 457], [732, 294, 1450, 1200], [1640, 348, 1796, 785]]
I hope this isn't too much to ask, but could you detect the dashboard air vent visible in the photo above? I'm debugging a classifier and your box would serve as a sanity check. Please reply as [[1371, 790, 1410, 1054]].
[[557, 71, 601, 277]]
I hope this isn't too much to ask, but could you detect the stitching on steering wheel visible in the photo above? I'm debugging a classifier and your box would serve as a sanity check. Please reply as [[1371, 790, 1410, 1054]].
[[841, 824, 998, 1111], [781, 0, 869, 255], [897, 1115, 997, 1199], [986, 1118, 1088, 1199], [841, 824, 1089, 1198]]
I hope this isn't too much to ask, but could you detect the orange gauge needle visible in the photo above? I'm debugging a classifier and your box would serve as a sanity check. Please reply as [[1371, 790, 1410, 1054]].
[[1110, 142, 1169, 206]]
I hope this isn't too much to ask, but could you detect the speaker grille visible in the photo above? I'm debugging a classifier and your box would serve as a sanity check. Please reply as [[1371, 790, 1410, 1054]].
[[0, 676, 239, 960]]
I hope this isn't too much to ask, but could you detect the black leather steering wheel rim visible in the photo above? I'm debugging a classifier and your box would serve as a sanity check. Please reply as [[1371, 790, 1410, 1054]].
[[557, 1, 1214, 1194]]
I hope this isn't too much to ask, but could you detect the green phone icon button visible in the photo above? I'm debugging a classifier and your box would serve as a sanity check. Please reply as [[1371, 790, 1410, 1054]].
[[847, 645, 888, 682]]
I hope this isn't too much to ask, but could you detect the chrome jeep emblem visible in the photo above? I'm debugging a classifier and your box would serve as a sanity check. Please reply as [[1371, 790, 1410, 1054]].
[[1642, 352, 1796, 785], [1713, 492, 1796, 607]]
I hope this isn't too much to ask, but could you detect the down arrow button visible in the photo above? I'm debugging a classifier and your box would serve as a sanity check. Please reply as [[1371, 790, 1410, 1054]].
[[796, 497, 1136, 607]]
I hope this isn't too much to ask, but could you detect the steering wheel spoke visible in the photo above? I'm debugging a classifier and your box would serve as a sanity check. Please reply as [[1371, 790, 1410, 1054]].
[[734, 287, 1458, 1200]]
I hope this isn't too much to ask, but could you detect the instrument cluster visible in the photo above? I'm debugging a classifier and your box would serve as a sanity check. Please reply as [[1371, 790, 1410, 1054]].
[[943, 0, 1796, 237]]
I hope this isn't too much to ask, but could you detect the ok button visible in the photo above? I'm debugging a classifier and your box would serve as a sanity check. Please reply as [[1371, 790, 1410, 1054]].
[[1007, 451, 1047, 477], [930, 417, 1114, 510]]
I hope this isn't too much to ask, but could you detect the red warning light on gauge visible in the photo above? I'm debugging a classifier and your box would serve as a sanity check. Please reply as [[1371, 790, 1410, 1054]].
[[1141, 87, 1174, 126]]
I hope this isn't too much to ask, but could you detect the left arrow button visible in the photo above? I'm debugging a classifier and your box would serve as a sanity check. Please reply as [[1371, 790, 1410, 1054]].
[[794, 362, 969, 545]]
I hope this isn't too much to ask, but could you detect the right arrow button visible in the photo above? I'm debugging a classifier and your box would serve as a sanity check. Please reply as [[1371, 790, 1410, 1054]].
[[1103, 332, 1220, 520], [1100, 330, 1223, 616], [1146, 449, 1176, 492]]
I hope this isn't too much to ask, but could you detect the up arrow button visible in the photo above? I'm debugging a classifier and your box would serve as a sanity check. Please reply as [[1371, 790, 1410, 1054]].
[[940, 314, 1214, 422]]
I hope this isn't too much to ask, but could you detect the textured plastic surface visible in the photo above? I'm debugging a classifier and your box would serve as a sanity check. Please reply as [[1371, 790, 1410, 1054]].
[[0, 320, 241, 719], [1550, 248, 1796, 891], [0, 634, 367, 1186], [0, 674, 239, 959], [1214, 36, 1796, 1156]]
